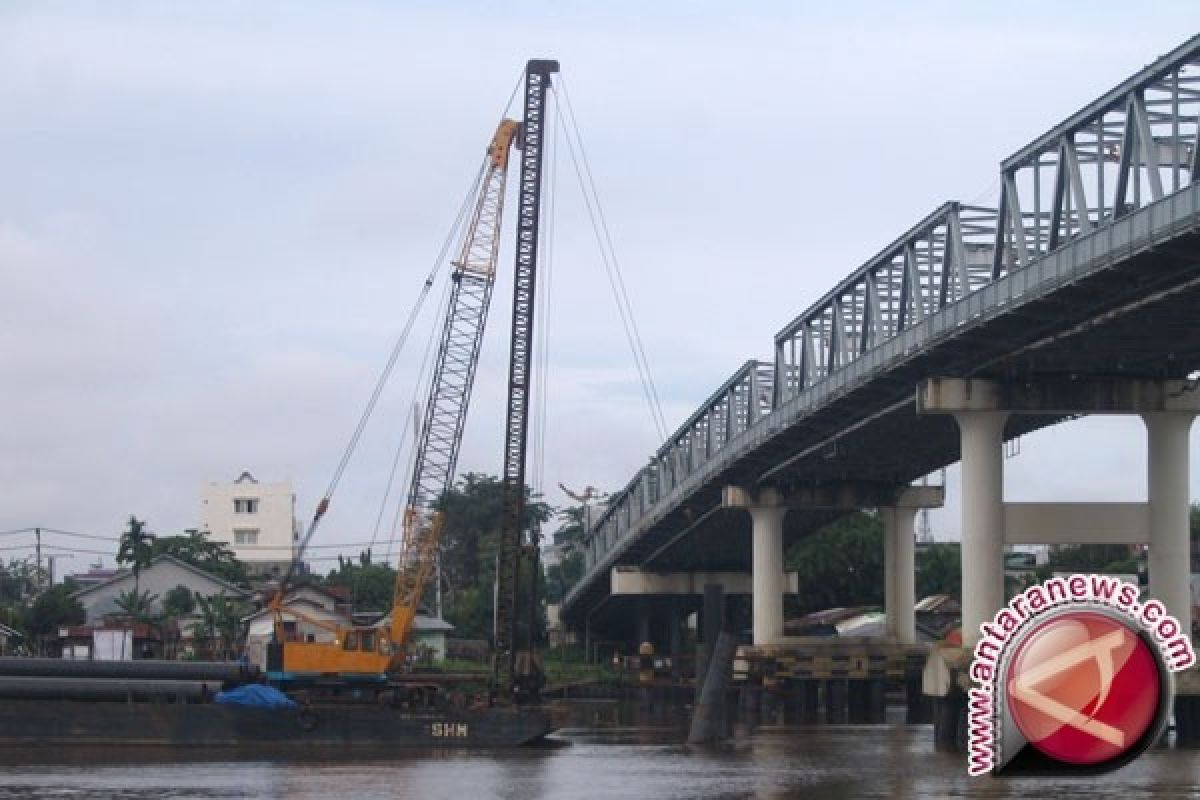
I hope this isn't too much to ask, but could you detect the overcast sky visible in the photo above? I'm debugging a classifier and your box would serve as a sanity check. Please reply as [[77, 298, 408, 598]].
[[2, 2, 1199, 570]]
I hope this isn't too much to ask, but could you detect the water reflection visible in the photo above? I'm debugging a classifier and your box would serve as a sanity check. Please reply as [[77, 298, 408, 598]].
[[0, 723, 1195, 799]]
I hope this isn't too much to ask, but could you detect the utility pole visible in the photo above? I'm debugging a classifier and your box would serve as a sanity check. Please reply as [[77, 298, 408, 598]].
[[43, 554, 72, 587], [34, 527, 42, 589]]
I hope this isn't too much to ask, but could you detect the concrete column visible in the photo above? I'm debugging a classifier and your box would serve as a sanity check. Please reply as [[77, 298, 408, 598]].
[[750, 503, 787, 646], [1143, 412, 1195, 636], [636, 599, 652, 646], [955, 411, 1008, 648], [883, 512, 896, 638], [883, 507, 918, 644]]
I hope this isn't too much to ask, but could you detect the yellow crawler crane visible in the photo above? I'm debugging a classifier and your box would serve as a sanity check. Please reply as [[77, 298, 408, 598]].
[[267, 119, 519, 683]]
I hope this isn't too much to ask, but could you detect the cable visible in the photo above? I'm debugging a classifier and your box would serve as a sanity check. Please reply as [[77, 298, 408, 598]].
[[283, 159, 488, 590], [367, 273, 452, 567], [556, 78, 669, 441], [41, 528, 120, 542]]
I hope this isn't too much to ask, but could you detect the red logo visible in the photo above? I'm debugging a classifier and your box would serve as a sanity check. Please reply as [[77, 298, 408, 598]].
[[1006, 611, 1161, 766]]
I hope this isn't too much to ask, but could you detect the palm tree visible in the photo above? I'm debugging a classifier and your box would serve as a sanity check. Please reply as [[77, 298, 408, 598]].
[[113, 588, 159, 623], [116, 516, 156, 599], [192, 593, 246, 660]]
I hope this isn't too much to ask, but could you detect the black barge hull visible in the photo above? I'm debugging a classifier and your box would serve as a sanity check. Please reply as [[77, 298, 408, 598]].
[[0, 699, 556, 748]]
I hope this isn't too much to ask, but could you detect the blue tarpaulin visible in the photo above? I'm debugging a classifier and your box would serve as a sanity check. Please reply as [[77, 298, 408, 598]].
[[214, 684, 298, 709]]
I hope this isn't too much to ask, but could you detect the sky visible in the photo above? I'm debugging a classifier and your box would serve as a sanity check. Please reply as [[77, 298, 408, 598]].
[[2, 2, 1199, 571]]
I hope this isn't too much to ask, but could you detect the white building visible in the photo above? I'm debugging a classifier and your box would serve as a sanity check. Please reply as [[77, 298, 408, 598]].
[[201, 471, 296, 576]]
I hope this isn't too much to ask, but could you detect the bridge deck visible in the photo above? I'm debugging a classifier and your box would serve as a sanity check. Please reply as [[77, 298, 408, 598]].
[[563, 36, 1200, 633]]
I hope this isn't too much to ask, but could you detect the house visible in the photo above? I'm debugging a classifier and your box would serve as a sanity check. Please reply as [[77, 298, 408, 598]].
[[64, 564, 122, 591], [201, 471, 297, 577], [70, 554, 250, 624], [373, 612, 454, 664], [58, 623, 165, 661]]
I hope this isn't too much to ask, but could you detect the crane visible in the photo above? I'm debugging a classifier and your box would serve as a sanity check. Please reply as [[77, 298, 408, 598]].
[[266, 118, 520, 684]]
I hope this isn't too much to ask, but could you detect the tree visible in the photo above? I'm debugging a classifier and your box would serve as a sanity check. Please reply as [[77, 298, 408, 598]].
[[325, 550, 397, 612], [435, 473, 552, 640], [24, 585, 85, 651], [551, 504, 587, 548], [113, 588, 159, 623], [192, 593, 246, 660], [916, 543, 962, 600], [543, 502, 589, 604], [784, 512, 885, 615], [150, 529, 249, 587], [0, 558, 42, 605], [545, 551, 584, 605], [116, 516, 156, 599], [1032, 544, 1140, 583], [163, 585, 196, 618]]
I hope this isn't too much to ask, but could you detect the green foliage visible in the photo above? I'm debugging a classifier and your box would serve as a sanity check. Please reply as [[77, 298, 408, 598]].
[[543, 503, 588, 604], [435, 473, 551, 641], [545, 551, 583, 604], [163, 585, 197, 617], [784, 512, 885, 614], [916, 543, 962, 599], [151, 529, 250, 587], [24, 584, 84, 638], [551, 504, 586, 547], [325, 550, 397, 612], [1032, 544, 1140, 583], [191, 593, 247, 659], [116, 516, 155, 596], [113, 588, 159, 622], [0, 559, 42, 605]]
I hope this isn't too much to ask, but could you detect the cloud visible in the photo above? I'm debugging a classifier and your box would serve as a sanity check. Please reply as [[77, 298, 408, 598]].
[[0, 2, 1196, 569]]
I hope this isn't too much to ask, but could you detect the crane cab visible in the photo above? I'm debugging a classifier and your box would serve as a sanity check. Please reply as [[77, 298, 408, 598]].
[[267, 626, 396, 685]]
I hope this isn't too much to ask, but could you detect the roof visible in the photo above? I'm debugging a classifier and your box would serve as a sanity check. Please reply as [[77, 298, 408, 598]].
[[914, 594, 961, 613], [70, 554, 249, 600], [242, 597, 345, 624], [374, 613, 455, 633]]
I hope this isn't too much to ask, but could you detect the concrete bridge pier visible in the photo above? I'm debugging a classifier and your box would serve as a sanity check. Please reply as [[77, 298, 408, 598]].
[[921, 377, 1200, 644], [880, 489, 943, 645], [747, 493, 788, 647], [1144, 411, 1195, 638], [952, 410, 1008, 648]]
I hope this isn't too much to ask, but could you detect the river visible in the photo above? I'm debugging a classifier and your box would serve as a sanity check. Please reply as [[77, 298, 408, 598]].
[[0, 724, 1196, 799]]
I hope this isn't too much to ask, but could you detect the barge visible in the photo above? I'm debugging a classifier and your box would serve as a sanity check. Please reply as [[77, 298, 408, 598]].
[[0, 658, 557, 749]]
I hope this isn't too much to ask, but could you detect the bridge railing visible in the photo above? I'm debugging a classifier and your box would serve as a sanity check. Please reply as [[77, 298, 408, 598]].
[[773, 202, 998, 403], [577, 34, 1200, 583], [583, 359, 773, 572], [994, 35, 1200, 276]]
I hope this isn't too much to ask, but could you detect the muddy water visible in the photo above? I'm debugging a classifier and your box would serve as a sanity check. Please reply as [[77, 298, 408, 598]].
[[0, 722, 1195, 798]]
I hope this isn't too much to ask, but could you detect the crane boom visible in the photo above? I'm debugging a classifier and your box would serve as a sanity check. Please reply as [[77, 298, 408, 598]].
[[268, 119, 520, 683], [492, 59, 559, 702], [389, 118, 520, 653]]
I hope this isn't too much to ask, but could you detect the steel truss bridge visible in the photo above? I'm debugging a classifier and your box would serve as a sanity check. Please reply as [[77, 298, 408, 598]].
[[561, 35, 1200, 638]]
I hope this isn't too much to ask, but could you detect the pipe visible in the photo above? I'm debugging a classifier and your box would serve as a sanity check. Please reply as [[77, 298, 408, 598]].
[[0, 658, 256, 683], [0, 676, 216, 701]]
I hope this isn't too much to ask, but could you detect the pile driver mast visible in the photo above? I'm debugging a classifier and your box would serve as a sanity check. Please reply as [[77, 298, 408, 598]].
[[492, 59, 559, 703]]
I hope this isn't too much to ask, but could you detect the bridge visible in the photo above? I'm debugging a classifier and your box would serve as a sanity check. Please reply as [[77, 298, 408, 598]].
[[560, 35, 1200, 659]]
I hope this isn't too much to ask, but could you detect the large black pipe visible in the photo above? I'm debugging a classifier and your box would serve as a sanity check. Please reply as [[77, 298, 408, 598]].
[[0, 658, 255, 683], [0, 676, 215, 701]]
